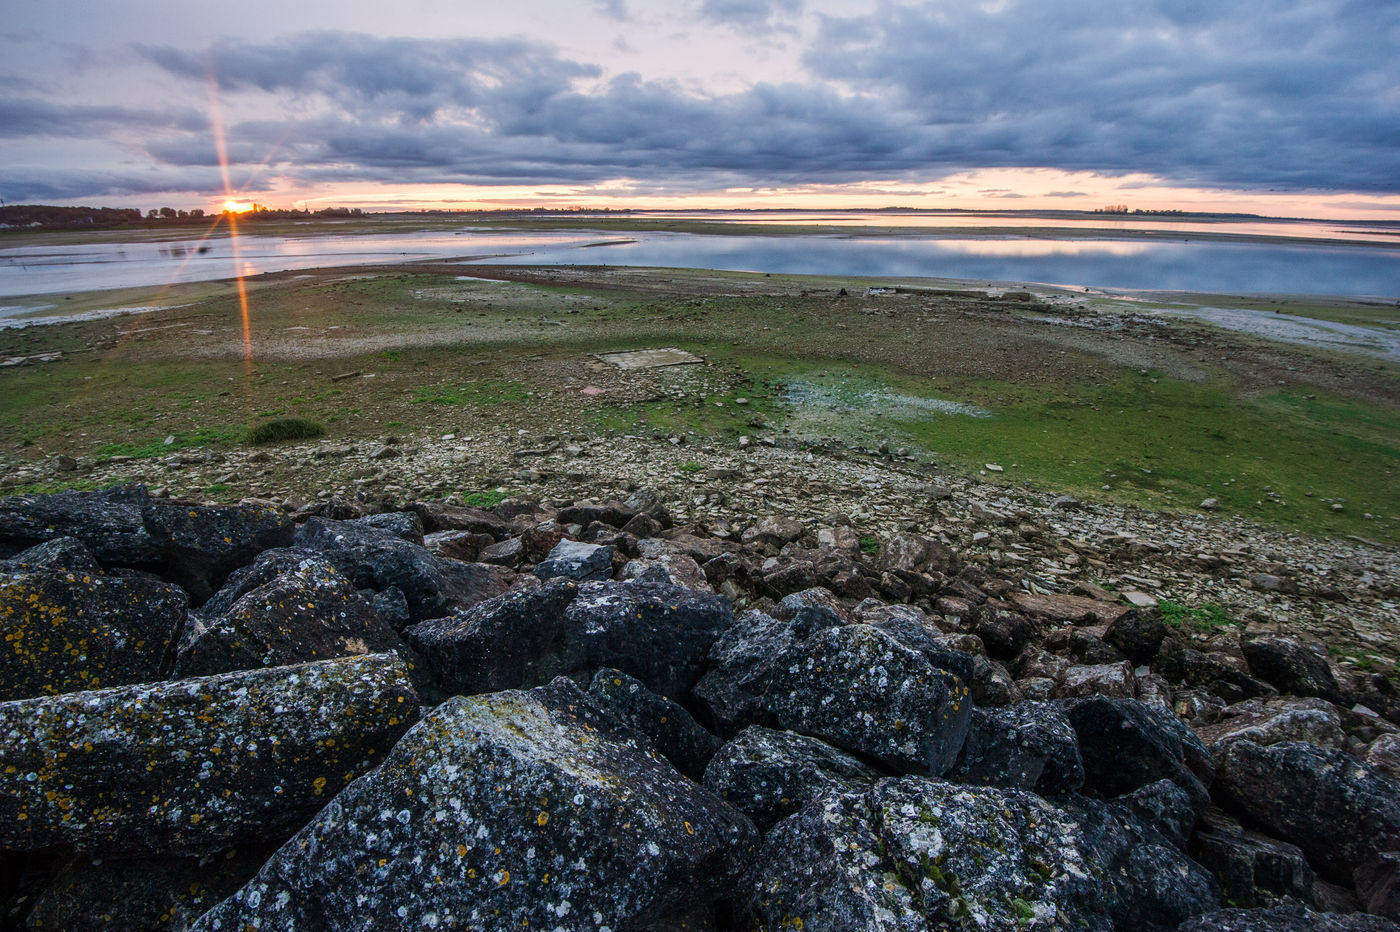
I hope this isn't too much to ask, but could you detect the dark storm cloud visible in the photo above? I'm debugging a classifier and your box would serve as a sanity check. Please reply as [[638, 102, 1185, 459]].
[[0, 167, 226, 203], [807, 0, 1400, 191], [0, 98, 207, 138]]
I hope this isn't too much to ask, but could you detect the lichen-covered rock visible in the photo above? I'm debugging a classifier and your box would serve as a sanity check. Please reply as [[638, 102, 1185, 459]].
[[1063, 695, 1213, 812], [344, 511, 424, 543], [139, 497, 294, 604], [693, 606, 845, 736], [1179, 905, 1400, 932], [192, 679, 757, 932], [588, 667, 721, 781], [0, 569, 186, 701], [1188, 808, 1315, 909], [173, 554, 421, 683], [620, 553, 712, 591], [747, 777, 1217, 931], [24, 844, 276, 932], [1213, 739, 1400, 886], [703, 726, 879, 830], [764, 624, 972, 776], [1056, 660, 1137, 699], [0, 536, 102, 575], [405, 579, 580, 695], [554, 580, 735, 699], [1195, 697, 1346, 749], [0, 654, 419, 855], [1240, 633, 1346, 705], [533, 538, 615, 582], [1120, 778, 1197, 850], [948, 701, 1084, 796], [293, 517, 513, 622], [0, 487, 161, 568]]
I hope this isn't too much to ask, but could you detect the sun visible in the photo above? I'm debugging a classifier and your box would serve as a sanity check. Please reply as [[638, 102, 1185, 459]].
[[221, 199, 254, 213]]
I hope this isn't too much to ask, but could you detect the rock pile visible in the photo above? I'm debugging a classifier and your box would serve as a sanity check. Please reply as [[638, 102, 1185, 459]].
[[1, 484, 1398, 930]]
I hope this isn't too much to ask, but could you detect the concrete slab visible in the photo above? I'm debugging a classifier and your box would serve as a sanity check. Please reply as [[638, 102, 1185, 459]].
[[595, 347, 704, 369]]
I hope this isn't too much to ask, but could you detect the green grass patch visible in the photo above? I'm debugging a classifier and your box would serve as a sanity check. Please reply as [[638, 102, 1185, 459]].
[[678, 460, 703, 474], [1159, 601, 1235, 632], [462, 490, 509, 508], [98, 426, 247, 459], [247, 418, 326, 445], [411, 379, 529, 407], [859, 535, 881, 555]]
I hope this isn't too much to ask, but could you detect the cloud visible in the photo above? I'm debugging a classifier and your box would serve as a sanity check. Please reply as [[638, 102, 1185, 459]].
[[698, 0, 803, 32], [5, 3, 1396, 204], [592, 0, 629, 20], [805, 0, 1400, 191]]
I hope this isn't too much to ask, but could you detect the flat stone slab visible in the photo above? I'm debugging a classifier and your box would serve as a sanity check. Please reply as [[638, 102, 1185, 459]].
[[595, 347, 703, 369]]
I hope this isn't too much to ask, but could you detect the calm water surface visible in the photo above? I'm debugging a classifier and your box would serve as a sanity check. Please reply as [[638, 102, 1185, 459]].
[[2, 216, 1397, 299]]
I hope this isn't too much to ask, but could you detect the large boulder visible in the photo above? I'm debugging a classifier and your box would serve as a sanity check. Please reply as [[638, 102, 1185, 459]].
[[0, 654, 419, 855], [877, 532, 955, 576], [0, 536, 102, 574], [0, 486, 161, 567], [405, 579, 580, 695], [293, 517, 513, 622], [948, 701, 1085, 796], [1195, 697, 1346, 750], [746, 777, 1217, 931], [552, 581, 735, 699], [692, 606, 845, 736], [587, 667, 721, 782], [1063, 696, 1213, 811], [140, 497, 295, 602], [174, 553, 421, 683], [192, 679, 757, 931], [703, 726, 880, 830], [764, 624, 972, 775], [1213, 739, 1400, 886], [1189, 808, 1315, 909], [1240, 633, 1346, 705], [0, 569, 186, 701]]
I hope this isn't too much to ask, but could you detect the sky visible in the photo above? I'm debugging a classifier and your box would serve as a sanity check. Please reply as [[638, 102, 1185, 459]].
[[2, 0, 1398, 218]]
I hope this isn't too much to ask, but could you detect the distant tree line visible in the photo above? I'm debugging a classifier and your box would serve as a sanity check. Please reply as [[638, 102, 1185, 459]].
[[0, 204, 364, 231], [1093, 205, 1188, 216]]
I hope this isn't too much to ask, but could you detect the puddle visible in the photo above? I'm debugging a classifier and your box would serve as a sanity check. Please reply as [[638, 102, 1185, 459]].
[[783, 378, 990, 419], [0, 304, 187, 330]]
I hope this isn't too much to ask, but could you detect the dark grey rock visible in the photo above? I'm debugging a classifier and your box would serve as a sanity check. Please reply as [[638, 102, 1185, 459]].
[[975, 610, 1038, 660], [344, 511, 423, 543], [0, 486, 161, 568], [174, 554, 421, 683], [1195, 697, 1346, 750], [1240, 633, 1346, 705], [0, 536, 101, 575], [408, 500, 509, 537], [405, 579, 580, 696], [1103, 609, 1168, 666], [1064, 695, 1214, 812], [0, 654, 419, 855], [948, 701, 1084, 796], [533, 538, 614, 582], [703, 726, 879, 830], [587, 667, 721, 781], [0, 569, 186, 702], [193, 678, 757, 932], [477, 535, 524, 566], [293, 517, 514, 622], [139, 497, 294, 604], [24, 844, 275, 932], [1189, 808, 1315, 909], [747, 777, 1217, 932], [1121, 778, 1197, 850], [1179, 905, 1400, 931], [764, 624, 972, 775], [1213, 739, 1400, 886], [969, 654, 1019, 707], [692, 607, 844, 736], [369, 585, 412, 632], [1156, 639, 1277, 703]]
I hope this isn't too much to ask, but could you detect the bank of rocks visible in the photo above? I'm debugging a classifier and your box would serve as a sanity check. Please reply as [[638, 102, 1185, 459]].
[[0, 484, 1397, 930]]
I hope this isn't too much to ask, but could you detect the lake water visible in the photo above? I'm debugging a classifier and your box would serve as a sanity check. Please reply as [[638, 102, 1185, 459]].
[[2, 216, 1398, 300]]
